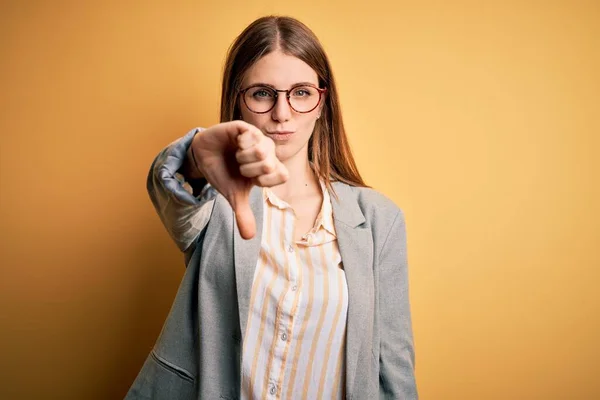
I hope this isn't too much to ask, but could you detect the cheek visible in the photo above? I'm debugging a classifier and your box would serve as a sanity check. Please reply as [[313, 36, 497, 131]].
[[299, 115, 318, 135]]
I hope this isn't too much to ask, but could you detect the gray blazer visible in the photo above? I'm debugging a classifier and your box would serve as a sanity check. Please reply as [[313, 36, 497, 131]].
[[125, 129, 417, 399]]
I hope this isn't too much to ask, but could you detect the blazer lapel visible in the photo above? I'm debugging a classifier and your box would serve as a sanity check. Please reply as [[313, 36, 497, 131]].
[[330, 182, 373, 399], [233, 186, 264, 341]]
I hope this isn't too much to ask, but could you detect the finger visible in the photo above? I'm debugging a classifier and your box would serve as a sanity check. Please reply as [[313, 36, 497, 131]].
[[239, 158, 277, 178], [231, 190, 256, 240], [235, 144, 268, 164], [219, 120, 252, 144], [251, 167, 289, 187], [236, 127, 264, 150]]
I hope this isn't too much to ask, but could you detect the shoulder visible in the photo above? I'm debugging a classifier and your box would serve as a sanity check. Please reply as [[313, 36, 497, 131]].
[[354, 186, 401, 216], [330, 182, 406, 244], [332, 181, 403, 219]]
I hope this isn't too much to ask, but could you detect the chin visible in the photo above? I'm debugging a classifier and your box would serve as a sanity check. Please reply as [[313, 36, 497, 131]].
[[275, 146, 293, 162], [275, 141, 310, 163]]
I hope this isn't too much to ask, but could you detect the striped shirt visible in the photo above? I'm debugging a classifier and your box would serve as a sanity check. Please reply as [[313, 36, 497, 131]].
[[241, 181, 349, 400]]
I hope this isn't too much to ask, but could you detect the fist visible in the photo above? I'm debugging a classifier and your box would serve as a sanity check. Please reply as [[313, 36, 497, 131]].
[[190, 121, 288, 239]]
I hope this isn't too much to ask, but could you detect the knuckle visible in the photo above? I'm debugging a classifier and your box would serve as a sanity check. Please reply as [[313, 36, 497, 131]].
[[254, 146, 266, 160], [235, 150, 244, 163], [239, 164, 250, 177], [280, 168, 289, 181], [256, 175, 267, 186], [262, 162, 275, 174], [236, 137, 246, 150]]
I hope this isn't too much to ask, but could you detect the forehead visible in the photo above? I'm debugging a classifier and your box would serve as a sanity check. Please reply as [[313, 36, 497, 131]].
[[242, 50, 319, 88]]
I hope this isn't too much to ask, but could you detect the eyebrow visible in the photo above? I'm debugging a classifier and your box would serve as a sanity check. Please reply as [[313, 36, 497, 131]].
[[247, 81, 318, 89]]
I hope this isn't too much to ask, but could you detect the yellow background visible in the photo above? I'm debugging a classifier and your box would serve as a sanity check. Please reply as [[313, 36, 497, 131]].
[[1, 1, 598, 399]]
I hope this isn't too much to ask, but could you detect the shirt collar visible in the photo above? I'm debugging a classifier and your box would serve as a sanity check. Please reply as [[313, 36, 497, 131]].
[[318, 180, 337, 237], [262, 180, 337, 237], [263, 186, 287, 210]]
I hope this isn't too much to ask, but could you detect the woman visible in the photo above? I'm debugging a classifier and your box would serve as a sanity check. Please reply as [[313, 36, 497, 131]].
[[126, 16, 417, 400]]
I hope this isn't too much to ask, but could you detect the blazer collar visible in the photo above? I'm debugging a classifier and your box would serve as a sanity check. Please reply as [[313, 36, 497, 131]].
[[329, 181, 365, 227]]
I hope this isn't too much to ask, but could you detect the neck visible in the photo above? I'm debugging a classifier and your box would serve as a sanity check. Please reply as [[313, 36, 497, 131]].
[[271, 149, 320, 201]]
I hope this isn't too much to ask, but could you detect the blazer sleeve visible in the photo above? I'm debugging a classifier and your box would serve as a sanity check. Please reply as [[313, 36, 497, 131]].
[[377, 209, 418, 399], [147, 127, 217, 259]]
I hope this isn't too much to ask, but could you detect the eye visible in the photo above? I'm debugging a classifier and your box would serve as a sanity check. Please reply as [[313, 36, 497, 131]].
[[251, 87, 275, 98], [291, 86, 315, 97]]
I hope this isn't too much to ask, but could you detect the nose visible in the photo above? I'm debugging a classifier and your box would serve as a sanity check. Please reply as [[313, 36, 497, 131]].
[[271, 93, 292, 122]]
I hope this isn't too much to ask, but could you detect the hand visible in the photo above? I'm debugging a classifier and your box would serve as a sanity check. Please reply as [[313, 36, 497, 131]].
[[189, 120, 288, 239]]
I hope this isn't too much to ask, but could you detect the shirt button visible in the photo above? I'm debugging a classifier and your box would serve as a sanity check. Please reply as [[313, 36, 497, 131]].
[[291, 285, 297, 291], [288, 245, 294, 252], [281, 332, 287, 341], [270, 385, 277, 395]]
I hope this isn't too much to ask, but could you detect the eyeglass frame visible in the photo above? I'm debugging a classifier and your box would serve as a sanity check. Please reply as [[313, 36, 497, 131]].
[[238, 83, 327, 114]]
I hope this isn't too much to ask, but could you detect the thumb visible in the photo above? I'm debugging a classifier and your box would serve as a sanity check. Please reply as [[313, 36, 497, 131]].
[[231, 189, 256, 240]]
